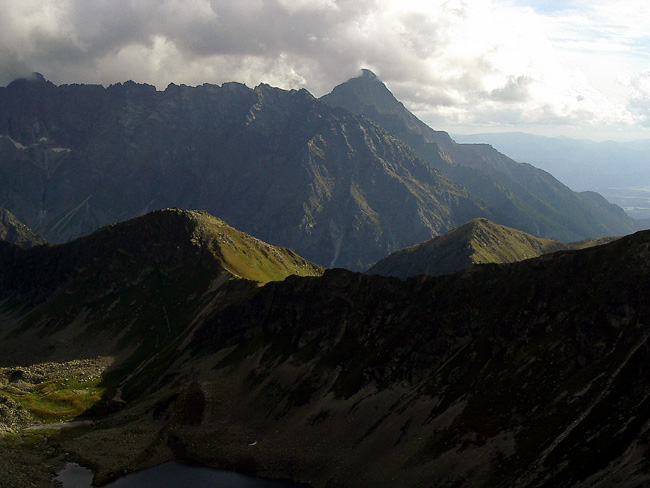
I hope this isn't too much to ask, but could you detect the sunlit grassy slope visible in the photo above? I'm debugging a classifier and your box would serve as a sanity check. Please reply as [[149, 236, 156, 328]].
[[367, 218, 610, 278]]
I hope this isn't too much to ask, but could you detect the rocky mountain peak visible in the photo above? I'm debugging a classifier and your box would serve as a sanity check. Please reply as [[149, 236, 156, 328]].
[[359, 68, 379, 80], [5, 72, 56, 94], [321, 71, 635, 242], [322, 68, 402, 116], [13, 72, 48, 84], [95, 208, 324, 283], [321, 68, 455, 148]]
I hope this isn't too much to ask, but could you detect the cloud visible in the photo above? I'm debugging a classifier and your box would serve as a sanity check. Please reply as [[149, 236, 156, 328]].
[[629, 70, 650, 126], [0, 0, 647, 138]]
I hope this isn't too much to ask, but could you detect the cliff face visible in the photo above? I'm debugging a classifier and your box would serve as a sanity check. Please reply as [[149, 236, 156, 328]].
[[0, 75, 496, 270], [2, 210, 649, 487]]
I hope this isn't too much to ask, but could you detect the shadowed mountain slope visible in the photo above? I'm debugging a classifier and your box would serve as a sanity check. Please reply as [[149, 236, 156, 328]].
[[0, 208, 46, 248], [0, 208, 322, 364], [321, 70, 636, 241], [184, 230, 650, 488], [0, 209, 650, 487], [0, 75, 498, 270]]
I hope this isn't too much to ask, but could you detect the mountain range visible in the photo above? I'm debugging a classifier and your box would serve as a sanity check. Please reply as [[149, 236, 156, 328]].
[[452, 131, 650, 193], [0, 73, 492, 271], [2, 69, 647, 488], [0, 71, 636, 270], [1, 209, 650, 487]]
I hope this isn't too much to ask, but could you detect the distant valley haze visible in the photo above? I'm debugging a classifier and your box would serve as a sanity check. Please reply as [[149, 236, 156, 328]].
[[453, 132, 650, 219]]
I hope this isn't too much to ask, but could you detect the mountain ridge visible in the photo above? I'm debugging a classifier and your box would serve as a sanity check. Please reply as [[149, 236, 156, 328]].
[[0, 75, 500, 270], [0, 208, 322, 365]]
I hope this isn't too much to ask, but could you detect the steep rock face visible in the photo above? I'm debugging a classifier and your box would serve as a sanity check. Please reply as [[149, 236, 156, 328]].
[[321, 71, 636, 241], [367, 217, 570, 278], [0, 208, 46, 248], [0, 75, 497, 270]]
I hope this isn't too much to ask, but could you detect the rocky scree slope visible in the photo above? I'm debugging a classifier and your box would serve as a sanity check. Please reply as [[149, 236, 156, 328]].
[[0, 208, 46, 248], [321, 70, 635, 241], [367, 217, 618, 278], [0, 74, 498, 271]]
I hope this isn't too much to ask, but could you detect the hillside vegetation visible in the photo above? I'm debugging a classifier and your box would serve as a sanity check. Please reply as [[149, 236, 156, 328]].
[[367, 218, 618, 278]]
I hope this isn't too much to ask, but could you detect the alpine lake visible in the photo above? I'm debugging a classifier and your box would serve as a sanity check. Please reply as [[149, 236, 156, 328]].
[[55, 461, 305, 488]]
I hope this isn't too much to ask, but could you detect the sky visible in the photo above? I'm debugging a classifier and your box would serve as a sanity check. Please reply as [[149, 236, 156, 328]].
[[1, 0, 649, 141]]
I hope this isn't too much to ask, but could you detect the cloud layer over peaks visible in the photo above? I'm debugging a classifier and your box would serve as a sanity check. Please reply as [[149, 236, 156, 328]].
[[1, 0, 649, 139]]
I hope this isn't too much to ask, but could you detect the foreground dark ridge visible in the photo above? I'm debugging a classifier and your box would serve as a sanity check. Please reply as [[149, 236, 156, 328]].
[[1, 209, 649, 487], [0, 208, 322, 364], [185, 230, 650, 487]]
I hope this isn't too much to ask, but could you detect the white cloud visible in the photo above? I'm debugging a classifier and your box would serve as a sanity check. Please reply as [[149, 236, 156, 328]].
[[629, 70, 650, 126]]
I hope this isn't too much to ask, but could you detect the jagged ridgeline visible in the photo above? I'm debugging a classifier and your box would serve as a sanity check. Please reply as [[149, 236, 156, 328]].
[[0, 74, 497, 271], [367, 217, 619, 278]]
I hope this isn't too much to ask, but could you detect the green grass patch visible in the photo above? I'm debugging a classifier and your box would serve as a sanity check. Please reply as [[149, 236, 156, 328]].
[[1, 377, 105, 422]]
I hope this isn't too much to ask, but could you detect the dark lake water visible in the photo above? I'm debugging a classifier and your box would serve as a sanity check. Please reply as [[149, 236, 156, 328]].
[[54, 461, 305, 488]]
